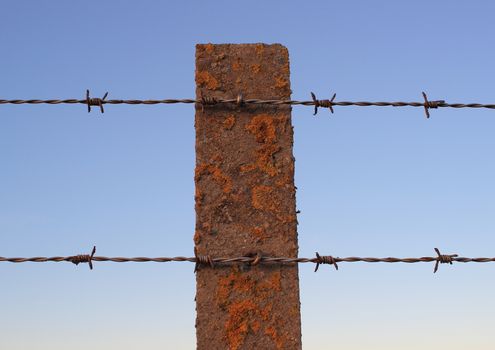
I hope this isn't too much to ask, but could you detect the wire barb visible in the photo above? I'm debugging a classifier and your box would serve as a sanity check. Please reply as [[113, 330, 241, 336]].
[[311, 92, 336, 115], [199, 94, 218, 112], [200, 95, 218, 106], [433, 247, 458, 273], [314, 252, 339, 272], [86, 90, 108, 113], [69, 246, 96, 270], [422, 91, 444, 118]]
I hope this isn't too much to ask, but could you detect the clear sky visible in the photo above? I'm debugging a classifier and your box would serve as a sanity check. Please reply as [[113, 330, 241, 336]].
[[1, 1, 494, 349]]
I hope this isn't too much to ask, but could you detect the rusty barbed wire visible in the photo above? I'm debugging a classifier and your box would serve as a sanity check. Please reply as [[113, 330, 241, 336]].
[[3, 91, 495, 117], [1, 247, 494, 273]]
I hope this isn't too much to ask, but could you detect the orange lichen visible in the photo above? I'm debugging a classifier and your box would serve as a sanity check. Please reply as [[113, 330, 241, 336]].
[[244, 115, 285, 177], [239, 163, 256, 174], [223, 115, 235, 130], [267, 271, 282, 292], [225, 300, 257, 350], [275, 174, 292, 187], [275, 76, 289, 90], [252, 185, 278, 212], [251, 64, 261, 73], [204, 43, 214, 54], [251, 227, 264, 240], [211, 153, 223, 162], [255, 144, 280, 176], [216, 267, 287, 350], [265, 326, 284, 350], [217, 272, 235, 304], [195, 164, 232, 194], [196, 70, 219, 90], [276, 214, 297, 225], [260, 304, 273, 322], [217, 268, 254, 306], [257, 272, 282, 300], [280, 54, 290, 75], [246, 115, 277, 143], [233, 275, 256, 294], [232, 60, 241, 71], [193, 231, 201, 244]]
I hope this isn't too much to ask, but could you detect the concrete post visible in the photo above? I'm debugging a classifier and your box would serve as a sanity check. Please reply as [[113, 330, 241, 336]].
[[194, 43, 301, 350]]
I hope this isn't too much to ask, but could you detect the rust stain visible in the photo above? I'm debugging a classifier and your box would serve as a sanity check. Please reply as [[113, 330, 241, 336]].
[[223, 115, 236, 130], [196, 70, 219, 90], [196, 164, 233, 194]]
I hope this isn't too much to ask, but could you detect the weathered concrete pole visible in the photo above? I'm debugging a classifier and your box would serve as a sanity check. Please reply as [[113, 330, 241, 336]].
[[194, 43, 301, 350]]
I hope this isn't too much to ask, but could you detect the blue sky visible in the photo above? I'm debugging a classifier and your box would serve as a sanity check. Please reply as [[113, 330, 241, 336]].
[[1, 1, 494, 349]]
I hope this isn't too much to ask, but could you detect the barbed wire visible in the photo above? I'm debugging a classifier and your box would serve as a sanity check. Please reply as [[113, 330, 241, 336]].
[[1, 247, 494, 273], [2, 90, 495, 117]]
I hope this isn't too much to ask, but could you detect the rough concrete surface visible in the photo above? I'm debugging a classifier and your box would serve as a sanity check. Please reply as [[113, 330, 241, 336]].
[[194, 43, 301, 350]]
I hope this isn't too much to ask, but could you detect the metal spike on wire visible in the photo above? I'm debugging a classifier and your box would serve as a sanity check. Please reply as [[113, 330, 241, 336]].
[[2, 90, 495, 116], [1, 247, 494, 273], [86, 90, 108, 113]]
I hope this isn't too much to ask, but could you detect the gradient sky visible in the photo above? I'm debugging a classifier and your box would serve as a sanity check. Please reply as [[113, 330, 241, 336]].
[[1, 1, 494, 349]]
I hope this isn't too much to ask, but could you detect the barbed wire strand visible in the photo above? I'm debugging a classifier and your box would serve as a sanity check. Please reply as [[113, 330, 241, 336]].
[[1, 247, 494, 273], [2, 91, 495, 117]]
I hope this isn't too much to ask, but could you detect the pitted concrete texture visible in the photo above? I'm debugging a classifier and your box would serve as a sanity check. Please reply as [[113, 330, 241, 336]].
[[195, 44, 301, 350]]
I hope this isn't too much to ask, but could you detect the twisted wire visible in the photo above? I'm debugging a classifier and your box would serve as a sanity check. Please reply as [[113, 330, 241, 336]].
[[1, 248, 494, 273], [2, 99, 495, 109], [3, 92, 495, 116]]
